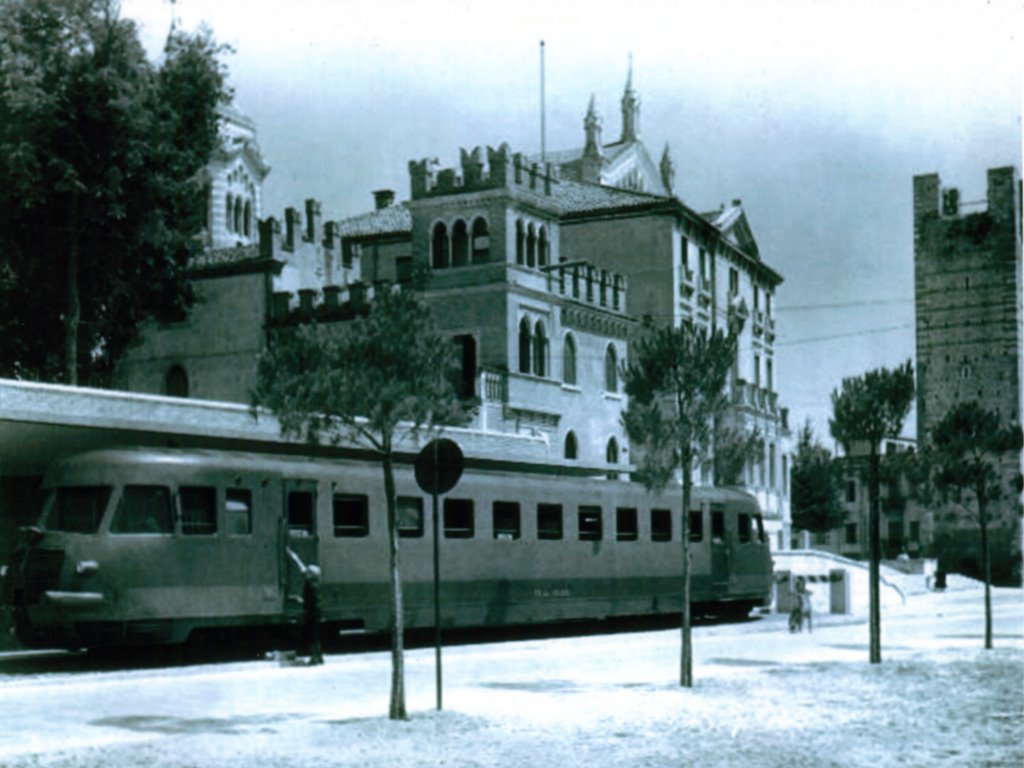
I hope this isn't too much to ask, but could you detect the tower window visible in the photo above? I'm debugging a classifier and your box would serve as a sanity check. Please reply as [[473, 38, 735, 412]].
[[518, 318, 532, 374], [452, 219, 469, 267], [563, 333, 577, 385], [604, 345, 618, 392], [564, 431, 578, 460]]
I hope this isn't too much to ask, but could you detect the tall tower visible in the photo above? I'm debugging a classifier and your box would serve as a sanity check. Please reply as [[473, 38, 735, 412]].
[[206, 105, 270, 250], [620, 56, 640, 143], [913, 165, 1023, 583]]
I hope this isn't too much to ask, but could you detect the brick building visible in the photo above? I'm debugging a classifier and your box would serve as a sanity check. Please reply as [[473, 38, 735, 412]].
[[118, 72, 793, 547], [913, 166, 1023, 582]]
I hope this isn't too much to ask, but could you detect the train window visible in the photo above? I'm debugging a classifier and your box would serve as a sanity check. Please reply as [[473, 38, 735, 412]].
[[333, 494, 369, 537], [181, 486, 217, 535], [754, 514, 766, 543], [444, 499, 474, 538], [288, 491, 314, 535], [224, 489, 252, 535], [689, 510, 704, 542], [711, 506, 725, 542], [616, 508, 638, 541], [738, 513, 752, 543], [537, 504, 563, 540], [398, 496, 424, 538], [110, 486, 173, 535], [651, 508, 671, 542], [493, 501, 521, 540], [578, 506, 602, 541], [43, 486, 112, 534]]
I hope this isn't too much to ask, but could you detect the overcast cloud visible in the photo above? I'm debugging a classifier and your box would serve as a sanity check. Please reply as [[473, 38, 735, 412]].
[[122, 0, 1022, 443]]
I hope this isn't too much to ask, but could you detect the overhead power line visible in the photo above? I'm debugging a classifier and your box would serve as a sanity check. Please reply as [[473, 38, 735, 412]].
[[775, 298, 912, 312], [775, 323, 914, 348]]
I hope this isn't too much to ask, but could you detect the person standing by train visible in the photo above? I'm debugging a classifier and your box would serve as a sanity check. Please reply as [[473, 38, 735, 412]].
[[302, 564, 324, 665], [286, 547, 324, 665]]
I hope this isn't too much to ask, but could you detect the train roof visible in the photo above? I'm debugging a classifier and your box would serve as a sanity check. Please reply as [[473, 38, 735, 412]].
[[46, 447, 761, 507]]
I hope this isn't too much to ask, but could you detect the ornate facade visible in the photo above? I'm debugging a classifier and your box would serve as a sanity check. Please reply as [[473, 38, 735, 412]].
[[118, 69, 793, 547]]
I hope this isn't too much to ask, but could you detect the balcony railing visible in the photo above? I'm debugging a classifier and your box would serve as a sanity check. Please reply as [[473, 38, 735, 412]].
[[731, 378, 779, 415]]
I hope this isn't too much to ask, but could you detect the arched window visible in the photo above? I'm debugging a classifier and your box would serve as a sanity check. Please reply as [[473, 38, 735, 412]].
[[533, 321, 548, 377], [452, 219, 469, 267], [518, 318, 532, 374], [432, 223, 449, 269], [165, 365, 189, 398], [538, 226, 549, 268], [526, 224, 537, 268], [564, 431, 578, 460], [471, 217, 489, 263], [604, 344, 618, 392], [225, 194, 234, 232], [515, 220, 525, 265], [606, 437, 620, 480], [606, 437, 619, 464], [233, 197, 242, 235], [243, 200, 252, 238], [563, 333, 577, 385]]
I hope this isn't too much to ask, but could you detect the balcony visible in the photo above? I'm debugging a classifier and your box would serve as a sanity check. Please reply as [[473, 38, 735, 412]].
[[753, 309, 765, 337], [731, 378, 779, 416], [679, 268, 696, 299], [697, 277, 712, 308]]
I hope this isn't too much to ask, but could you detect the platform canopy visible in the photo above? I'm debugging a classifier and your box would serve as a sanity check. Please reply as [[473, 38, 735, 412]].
[[0, 379, 552, 477]]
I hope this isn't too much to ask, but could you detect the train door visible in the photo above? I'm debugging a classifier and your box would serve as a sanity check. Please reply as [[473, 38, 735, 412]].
[[710, 503, 730, 593], [281, 479, 319, 623]]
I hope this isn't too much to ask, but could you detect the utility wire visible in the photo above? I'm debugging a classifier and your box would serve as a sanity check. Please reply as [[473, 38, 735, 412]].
[[774, 323, 913, 348]]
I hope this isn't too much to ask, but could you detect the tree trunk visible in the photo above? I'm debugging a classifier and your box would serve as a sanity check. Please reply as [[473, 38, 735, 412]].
[[680, 448, 693, 688], [383, 452, 407, 719], [978, 488, 993, 650], [868, 445, 881, 664], [64, 236, 80, 385]]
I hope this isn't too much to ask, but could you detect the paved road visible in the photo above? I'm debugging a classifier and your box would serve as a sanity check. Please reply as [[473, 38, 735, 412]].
[[0, 582, 1020, 766]]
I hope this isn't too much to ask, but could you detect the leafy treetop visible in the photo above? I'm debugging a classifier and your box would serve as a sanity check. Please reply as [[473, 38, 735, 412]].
[[252, 286, 474, 454], [830, 361, 915, 454]]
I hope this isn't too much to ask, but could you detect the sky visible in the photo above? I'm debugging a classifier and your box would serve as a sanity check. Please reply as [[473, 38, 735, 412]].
[[121, 0, 1022, 445]]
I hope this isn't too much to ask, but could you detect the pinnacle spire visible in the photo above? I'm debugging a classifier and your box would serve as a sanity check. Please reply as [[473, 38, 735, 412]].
[[620, 54, 640, 143]]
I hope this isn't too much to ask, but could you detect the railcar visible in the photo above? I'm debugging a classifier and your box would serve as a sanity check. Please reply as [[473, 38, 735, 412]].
[[4, 447, 773, 649]]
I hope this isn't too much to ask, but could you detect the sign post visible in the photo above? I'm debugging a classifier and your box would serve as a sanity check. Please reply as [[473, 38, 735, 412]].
[[414, 438, 463, 711]]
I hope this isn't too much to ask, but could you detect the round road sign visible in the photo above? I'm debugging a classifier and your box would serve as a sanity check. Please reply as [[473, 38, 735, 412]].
[[414, 438, 464, 495]]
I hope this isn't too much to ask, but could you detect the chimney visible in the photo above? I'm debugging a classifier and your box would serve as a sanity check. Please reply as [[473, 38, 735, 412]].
[[373, 189, 395, 210], [304, 199, 322, 243], [284, 207, 300, 251]]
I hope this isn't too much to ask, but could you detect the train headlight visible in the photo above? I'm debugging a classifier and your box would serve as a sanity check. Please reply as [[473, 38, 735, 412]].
[[76, 560, 99, 576]]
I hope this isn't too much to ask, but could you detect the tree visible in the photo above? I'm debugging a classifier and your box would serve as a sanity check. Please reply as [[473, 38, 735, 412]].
[[709, 422, 763, 488], [252, 286, 473, 720], [790, 421, 843, 534], [621, 320, 738, 687], [928, 401, 1022, 650], [829, 361, 915, 664], [0, 0, 230, 385]]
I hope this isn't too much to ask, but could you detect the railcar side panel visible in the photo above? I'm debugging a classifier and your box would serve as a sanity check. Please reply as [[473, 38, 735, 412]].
[[6, 448, 774, 648]]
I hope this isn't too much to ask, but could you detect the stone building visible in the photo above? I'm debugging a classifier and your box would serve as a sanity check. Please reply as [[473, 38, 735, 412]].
[[913, 166, 1023, 582], [806, 438, 934, 561], [118, 72, 793, 547]]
